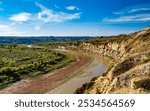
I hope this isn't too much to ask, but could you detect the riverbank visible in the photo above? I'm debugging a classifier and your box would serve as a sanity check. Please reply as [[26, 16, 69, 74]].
[[0, 51, 106, 94], [47, 56, 106, 94]]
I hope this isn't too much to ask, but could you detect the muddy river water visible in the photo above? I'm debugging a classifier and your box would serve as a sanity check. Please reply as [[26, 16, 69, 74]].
[[47, 57, 106, 94]]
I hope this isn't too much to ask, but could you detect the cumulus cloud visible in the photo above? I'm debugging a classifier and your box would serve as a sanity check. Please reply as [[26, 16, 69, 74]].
[[9, 12, 32, 22], [36, 2, 80, 23], [9, 2, 80, 24], [37, 10, 80, 23], [66, 6, 79, 10]]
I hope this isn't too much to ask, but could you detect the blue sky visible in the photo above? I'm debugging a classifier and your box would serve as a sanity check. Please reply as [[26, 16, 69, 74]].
[[0, 0, 150, 36]]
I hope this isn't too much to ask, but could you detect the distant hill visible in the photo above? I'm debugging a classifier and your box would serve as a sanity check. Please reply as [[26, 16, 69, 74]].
[[0, 36, 91, 45]]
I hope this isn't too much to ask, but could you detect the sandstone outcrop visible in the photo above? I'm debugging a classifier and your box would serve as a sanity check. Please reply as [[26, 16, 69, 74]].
[[75, 27, 150, 94]]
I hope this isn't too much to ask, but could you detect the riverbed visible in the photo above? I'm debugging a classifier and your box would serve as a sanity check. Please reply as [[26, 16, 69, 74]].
[[0, 51, 106, 94], [47, 57, 106, 94]]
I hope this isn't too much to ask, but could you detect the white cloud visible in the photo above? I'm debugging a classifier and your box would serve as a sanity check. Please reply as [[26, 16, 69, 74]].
[[0, 24, 9, 29], [105, 4, 150, 23], [37, 10, 80, 23], [113, 7, 150, 15], [35, 2, 46, 10], [66, 6, 78, 10], [103, 14, 150, 22], [9, 12, 32, 22], [36, 2, 80, 23], [0, 24, 27, 36], [128, 8, 150, 13], [0, 24, 13, 34], [34, 25, 41, 31], [8, 1, 81, 33]]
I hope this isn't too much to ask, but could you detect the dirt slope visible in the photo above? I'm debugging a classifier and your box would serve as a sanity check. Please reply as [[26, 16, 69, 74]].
[[75, 27, 150, 94]]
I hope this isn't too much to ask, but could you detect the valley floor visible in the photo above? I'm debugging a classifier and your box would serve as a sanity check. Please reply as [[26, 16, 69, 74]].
[[0, 51, 106, 94]]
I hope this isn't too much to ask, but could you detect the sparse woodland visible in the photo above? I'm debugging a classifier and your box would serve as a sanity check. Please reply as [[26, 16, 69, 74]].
[[0, 45, 74, 88]]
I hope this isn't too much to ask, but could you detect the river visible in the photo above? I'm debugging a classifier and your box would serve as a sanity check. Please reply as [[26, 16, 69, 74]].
[[47, 56, 106, 94]]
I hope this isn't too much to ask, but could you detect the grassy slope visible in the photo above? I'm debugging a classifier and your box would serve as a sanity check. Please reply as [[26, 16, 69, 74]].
[[0, 45, 74, 89]]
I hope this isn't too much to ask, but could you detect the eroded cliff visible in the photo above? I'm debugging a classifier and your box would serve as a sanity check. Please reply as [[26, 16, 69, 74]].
[[75, 27, 150, 94]]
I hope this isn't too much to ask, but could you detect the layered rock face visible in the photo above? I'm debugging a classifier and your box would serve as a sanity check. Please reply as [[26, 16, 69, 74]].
[[75, 27, 150, 94]]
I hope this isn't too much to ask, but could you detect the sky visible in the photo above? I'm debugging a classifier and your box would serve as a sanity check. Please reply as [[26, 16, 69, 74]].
[[0, 0, 150, 36]]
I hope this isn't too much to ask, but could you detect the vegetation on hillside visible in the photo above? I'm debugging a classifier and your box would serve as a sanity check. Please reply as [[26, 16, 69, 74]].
[[0, 45, 74, 89]]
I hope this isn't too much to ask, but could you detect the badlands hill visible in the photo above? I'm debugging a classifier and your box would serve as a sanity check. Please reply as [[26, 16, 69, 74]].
[[75, 27, 150, 94]]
